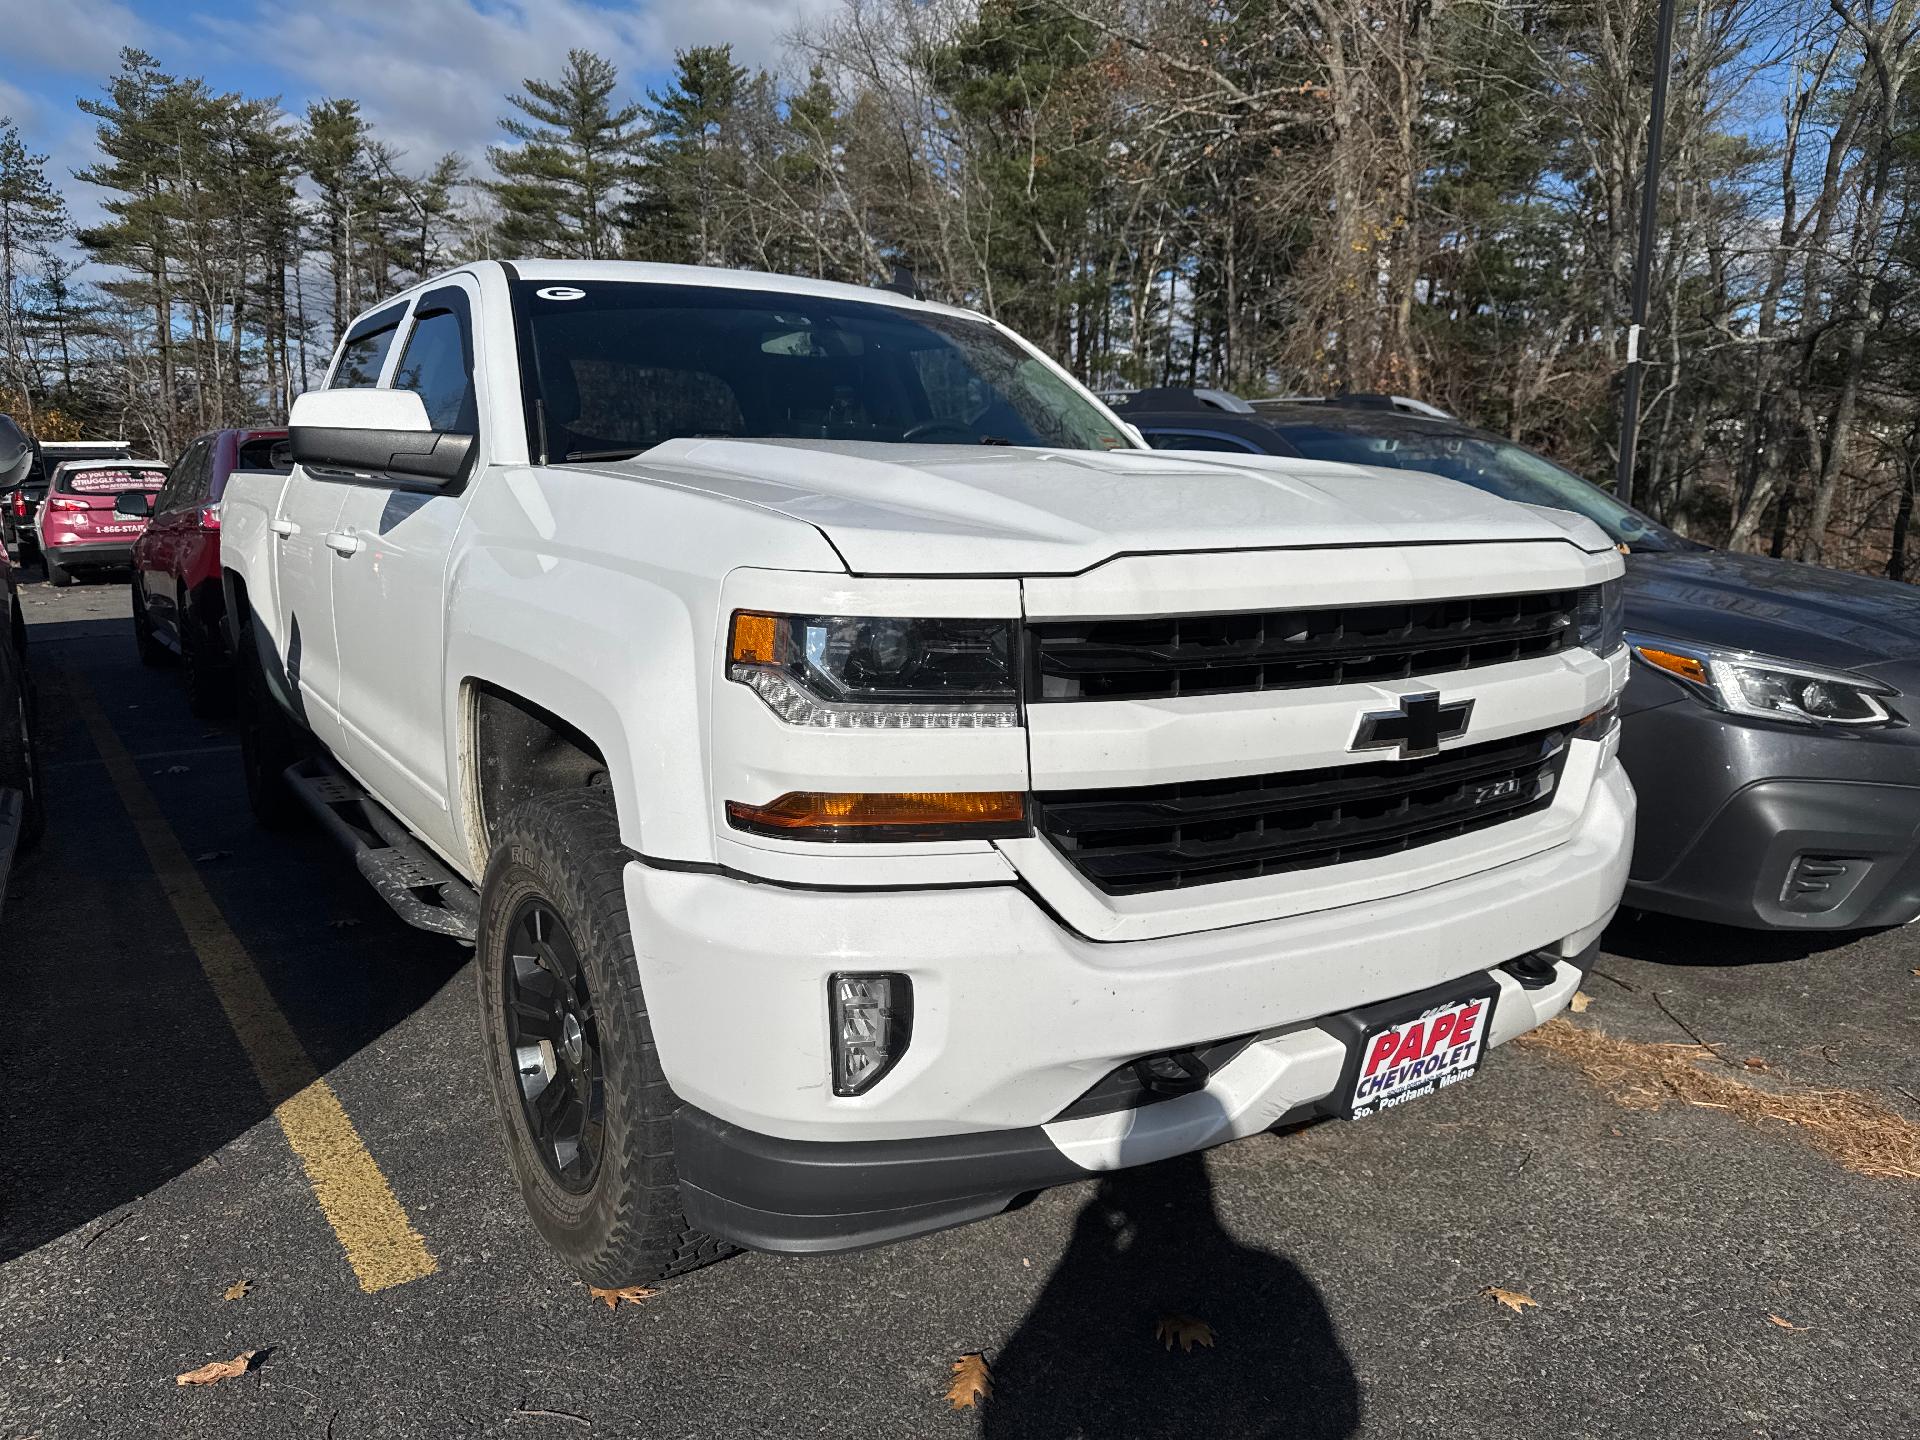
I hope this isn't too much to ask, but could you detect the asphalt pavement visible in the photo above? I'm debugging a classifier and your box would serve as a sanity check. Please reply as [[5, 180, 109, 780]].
[[1, 575, 1916, 1439]]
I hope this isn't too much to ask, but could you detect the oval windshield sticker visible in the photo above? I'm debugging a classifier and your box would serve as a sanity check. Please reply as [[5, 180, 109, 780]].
[[535, 286, 585, 301]]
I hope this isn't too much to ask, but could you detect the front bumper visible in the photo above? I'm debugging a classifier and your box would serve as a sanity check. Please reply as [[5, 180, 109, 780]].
[[1620, 682, 1920, 929], [631, 757, 1632, 1243], [674, 948, 1594, 1253]]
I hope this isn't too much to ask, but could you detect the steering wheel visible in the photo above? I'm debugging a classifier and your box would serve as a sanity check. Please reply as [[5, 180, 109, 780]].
[[899, 419, 982, 443]]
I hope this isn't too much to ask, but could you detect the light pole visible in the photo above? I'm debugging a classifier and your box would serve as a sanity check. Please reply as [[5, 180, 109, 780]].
[[1615, 0, 1681, 508]]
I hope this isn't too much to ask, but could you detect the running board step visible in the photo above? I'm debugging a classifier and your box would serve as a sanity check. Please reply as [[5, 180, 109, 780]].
[[284, 759, 479, 941]]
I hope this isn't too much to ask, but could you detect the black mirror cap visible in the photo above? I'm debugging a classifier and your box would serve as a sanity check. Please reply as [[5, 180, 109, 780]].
[[114, 491, 154, 516], [289, 425, 474, 486]]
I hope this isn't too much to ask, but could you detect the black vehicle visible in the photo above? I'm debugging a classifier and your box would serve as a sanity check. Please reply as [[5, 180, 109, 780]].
[[0, 415, 44, 869], [2, 437, 134, 565], [1117, 389, 1920, 932]]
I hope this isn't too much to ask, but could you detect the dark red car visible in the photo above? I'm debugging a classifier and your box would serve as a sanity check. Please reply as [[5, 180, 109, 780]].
[[131, 427, 289, 714]]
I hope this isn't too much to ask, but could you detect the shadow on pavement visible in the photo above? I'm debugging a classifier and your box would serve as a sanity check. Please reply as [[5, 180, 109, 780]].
[[0, 620, 467, 1264], [984, 1149, 1358, 1440], [1602, 910, 1877, 967]]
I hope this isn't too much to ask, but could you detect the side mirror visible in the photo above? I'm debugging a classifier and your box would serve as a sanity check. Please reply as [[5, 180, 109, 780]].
[[288, 389, 473, 485], [114, 491, 153, 517]]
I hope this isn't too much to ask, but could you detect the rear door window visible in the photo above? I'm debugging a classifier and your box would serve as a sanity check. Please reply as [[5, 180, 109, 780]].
[[154, 442, 208, 511], [329, 304, 408, 389]]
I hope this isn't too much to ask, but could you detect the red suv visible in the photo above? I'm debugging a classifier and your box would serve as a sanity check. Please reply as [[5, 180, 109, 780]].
[[131, 428, 288, 714], [36, 459, 169, 586]]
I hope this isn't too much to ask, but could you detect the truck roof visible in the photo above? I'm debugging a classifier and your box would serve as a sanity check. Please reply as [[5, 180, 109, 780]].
[[374, 259, 989, 328]]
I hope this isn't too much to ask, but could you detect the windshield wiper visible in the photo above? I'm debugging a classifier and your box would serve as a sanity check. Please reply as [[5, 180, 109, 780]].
[[561, 448, 645, 463]]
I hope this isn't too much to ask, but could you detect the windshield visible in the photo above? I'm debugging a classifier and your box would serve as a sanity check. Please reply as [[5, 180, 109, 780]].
[[1271, 423, 1703, 552], [514, 281, 1131, 460]]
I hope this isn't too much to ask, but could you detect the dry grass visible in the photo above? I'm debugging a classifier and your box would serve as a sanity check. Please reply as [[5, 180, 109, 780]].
[[1516, 1017, 1920, 1182]]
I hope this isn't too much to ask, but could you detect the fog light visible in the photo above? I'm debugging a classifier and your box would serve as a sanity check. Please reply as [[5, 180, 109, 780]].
[[830, 972, 912, 1096]]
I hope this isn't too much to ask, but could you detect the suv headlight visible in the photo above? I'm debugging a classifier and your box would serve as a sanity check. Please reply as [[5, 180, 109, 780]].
[[1629, 633, 1899, 727], [1575, 577, 1625, 657], [727, 612, 1018, 728]]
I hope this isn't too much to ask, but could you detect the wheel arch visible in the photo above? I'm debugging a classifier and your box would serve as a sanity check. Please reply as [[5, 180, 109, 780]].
[[461, 679, 616, 873]]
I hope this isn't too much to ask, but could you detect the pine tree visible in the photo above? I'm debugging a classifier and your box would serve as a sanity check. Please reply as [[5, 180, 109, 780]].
[[488, 50, 645, 260], [75, 49, 189, 440], [630, 46, 750, 266], [0, 116, 68, 422], [303, 98, 369, 339]]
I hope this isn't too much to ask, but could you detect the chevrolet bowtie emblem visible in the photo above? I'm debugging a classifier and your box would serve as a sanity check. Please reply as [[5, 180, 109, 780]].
[[1351, 691, 1474, 759]]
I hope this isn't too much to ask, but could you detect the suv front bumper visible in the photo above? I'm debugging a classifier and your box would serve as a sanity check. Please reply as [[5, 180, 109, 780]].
[[629, 757, 1632, 1248]]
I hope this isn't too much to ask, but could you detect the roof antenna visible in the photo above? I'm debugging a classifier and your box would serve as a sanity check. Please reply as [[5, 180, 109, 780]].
[[880, 264, 919, 300]]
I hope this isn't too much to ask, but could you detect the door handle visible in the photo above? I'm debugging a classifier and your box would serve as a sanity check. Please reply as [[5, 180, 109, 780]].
[[324, 530, 363, 557], [269, 518, 297, 537]]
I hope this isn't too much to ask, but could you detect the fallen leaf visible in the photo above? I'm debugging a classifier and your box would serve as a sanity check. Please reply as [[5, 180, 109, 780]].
[[1155, 1314, 1216, 1352], [1569, 992, 1592, 1014], [1743, 1056, 1771, 1072], [222, 1279, 252, 1302], [194, 850, 231, 863], [1910, 968, 1919, 978], [327, 917, 362, 929], [160, 765, 190, 775], [175, 1350, 259, 1386], [1481, 1286, 1539, 1314], [1021, 1257, 1031, 1268], [588, 1285, 657, 1310], [946, 1352, 992, 1410], [1767, 1313, 1809, 1331]]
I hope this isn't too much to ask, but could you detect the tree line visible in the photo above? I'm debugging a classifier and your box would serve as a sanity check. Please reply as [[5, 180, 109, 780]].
[[0, 0, 1915, 575]]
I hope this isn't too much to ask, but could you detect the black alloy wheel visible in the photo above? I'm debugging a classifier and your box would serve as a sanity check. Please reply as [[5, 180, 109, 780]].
[[503, 898, 605, 1192]]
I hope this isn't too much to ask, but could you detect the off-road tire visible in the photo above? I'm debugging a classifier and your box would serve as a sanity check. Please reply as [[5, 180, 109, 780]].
[[132, 586, 171, 668], [476, 789, 734, 1285], [0, 633, 44, 851], [235, 606, 301, 828]]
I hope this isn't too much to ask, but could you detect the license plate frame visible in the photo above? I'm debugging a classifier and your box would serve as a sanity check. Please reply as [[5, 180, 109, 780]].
[[1322, 973, 1502, 1121]]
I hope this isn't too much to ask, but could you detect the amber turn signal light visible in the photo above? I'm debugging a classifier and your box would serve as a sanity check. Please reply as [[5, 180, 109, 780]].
[[1634, 644, 1708, 685], [729, 611, 780, 665], [726, 790, 1027, 841]]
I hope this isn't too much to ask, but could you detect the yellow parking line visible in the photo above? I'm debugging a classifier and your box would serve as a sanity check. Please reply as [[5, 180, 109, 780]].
[[71, 674, 438, 1294]]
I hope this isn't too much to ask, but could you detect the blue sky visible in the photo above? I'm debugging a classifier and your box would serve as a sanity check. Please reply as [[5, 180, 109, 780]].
[[0, 0, 838, 222]]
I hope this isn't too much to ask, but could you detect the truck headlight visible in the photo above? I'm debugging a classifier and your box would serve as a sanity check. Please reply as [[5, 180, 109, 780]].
[[1575, 577, 1625, 657], [1629, 633, 1899, 727], [728, 612, 1018, 728]]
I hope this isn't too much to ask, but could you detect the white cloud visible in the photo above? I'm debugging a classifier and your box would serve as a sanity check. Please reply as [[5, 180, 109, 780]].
[[202, 0, 844, 170], [0, 0, 161, 78], [0, 79, 39, 130]]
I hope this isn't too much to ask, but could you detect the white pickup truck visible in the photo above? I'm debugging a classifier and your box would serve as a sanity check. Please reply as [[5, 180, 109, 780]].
[[222, 260, 1634, 1285]]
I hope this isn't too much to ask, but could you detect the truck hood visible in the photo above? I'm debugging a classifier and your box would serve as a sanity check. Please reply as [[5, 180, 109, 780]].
[[1625, 548, 1920, 673], [617, 438, 1612, 575]]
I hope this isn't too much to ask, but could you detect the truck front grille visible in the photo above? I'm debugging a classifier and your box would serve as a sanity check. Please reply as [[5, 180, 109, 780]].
[[1029, 590, 1579, 701], [1033, 727, 1570, 895]]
